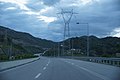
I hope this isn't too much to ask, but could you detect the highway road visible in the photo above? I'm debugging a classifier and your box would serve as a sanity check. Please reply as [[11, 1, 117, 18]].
[[0, 57, 120, 80]]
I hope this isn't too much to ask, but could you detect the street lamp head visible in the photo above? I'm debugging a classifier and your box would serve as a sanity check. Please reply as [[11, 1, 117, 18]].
[[76, 22, 79, 24]]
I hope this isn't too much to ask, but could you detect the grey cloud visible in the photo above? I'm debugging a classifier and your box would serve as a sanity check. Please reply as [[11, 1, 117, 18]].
[[26, 0, 45, 11], [42, 0, 60, 6], [0, 0, 120, 41]]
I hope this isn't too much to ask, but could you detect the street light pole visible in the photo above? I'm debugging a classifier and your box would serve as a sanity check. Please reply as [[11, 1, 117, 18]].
[[76, 22, 90, 57], [58, 42, 60, 57], [54, 44, 55, 57], [72, 38, 73, 58], [87, 23, 89, 57]]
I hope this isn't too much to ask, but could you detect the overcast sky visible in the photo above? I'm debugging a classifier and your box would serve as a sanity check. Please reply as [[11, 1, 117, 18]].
[[0, 0, 120, 41]]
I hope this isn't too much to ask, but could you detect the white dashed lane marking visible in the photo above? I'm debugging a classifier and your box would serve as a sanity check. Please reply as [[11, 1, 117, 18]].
[[46, 63, 49, 66], [64, 60, 111, 80], [35, 73, 41, 79], [43, 67, 46, 70]]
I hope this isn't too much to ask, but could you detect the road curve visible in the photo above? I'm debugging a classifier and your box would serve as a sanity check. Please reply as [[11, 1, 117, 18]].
[[0, 57, 120, 80]]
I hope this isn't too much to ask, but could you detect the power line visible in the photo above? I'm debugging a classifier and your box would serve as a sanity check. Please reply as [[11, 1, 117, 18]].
[[57, 9, 78, 55]]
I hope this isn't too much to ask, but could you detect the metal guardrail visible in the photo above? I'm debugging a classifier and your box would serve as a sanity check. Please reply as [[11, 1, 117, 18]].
[[63, 56, 120, 67]]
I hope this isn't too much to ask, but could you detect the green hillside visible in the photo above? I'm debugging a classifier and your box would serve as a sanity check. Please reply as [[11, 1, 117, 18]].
[[1, 26, 120, 59], [0, 26, 56, 60], [44, 36, 120, 57]]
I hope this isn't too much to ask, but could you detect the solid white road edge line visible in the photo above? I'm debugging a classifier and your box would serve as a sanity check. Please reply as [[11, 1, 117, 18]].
[[64, 60, 111, 80], [78, 66, 111, 80]]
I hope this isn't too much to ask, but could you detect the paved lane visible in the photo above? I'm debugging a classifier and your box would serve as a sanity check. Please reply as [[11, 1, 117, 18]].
[[0, 57, 49, 80], [0, 57, 120, 80], [36, 58, 120, 80], [62, 58, 120, 80]]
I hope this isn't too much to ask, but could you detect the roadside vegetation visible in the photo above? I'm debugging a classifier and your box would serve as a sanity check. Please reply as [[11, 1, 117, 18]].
[[0, 53, 38, 62]]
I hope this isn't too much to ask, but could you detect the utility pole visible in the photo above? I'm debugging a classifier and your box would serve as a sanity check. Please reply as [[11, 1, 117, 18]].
[[57, 9, 78, 55], [4, 30, 8, 56], [71, 38, 73, 59], [4, 30, 7, 46], [54, 44, 55, 57], [9, 38, 13, 59], [86, 23, 89, 57], [57, 42, 60, 57]]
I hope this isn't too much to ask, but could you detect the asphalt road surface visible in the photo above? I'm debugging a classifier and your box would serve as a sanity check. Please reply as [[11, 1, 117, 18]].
[[0, 57, 120, 80]]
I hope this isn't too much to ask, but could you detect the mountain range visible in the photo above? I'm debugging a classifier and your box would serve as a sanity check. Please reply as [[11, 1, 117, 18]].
[[0, 26, 120, 57], [0, 26, 55, 55]]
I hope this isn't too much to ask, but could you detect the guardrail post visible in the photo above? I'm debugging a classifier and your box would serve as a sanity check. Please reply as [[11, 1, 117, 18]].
[[100, 60, 102, 63], [107, 60, 109, 64], [117, 61, 120, 67], [95, 60, 97, 63], [98, 60, 100, 63], [104, 60, 106, 64], [105, 60, 107, 64], [109, 60, 111, 65], [112, 61, 115, 66], [103, 60, 104, 63], [97, 60, 98, 63], [106, 60, 108, 64], [101, 60, 103, 63]]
